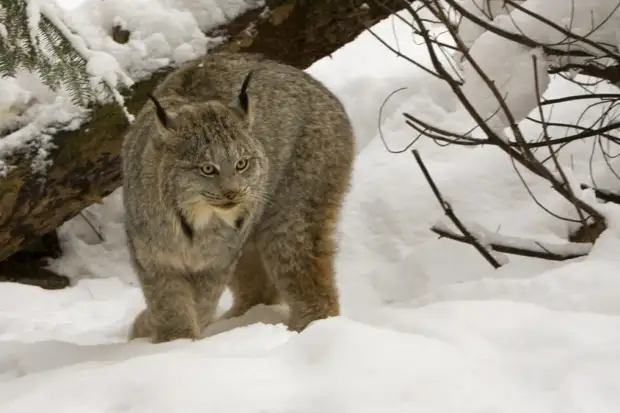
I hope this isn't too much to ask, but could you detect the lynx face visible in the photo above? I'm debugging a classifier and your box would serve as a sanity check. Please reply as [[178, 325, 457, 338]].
[[154, 100, 268, 230]]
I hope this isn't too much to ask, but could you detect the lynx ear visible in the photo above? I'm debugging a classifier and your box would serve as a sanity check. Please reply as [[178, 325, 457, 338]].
[[237, 70, 254, 126], [148, 93, 173, 130]]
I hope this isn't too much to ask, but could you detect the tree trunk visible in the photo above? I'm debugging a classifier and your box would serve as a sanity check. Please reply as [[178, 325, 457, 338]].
[[0, 0, 407, 263]]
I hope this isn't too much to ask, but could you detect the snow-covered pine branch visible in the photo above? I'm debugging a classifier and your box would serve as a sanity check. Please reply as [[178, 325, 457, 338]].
[[0, 0, 133, 119]]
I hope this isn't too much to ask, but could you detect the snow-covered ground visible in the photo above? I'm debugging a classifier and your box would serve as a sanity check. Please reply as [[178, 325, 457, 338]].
[[2, 2, 620, 412]]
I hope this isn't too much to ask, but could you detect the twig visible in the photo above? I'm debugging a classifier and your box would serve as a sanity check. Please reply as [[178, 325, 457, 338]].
[[404, 112, 620, 147], [580, 183, 620, 204], [363, 24, 442, 80], [541, 93, 620, 106], [444, 0, 592, 58], [431, 226, 590, 261], [418, 0, 605, 222], [412, 149, 502, 268], [79, 212, 104, 243], [503, 0, 620, 61], [532, 55, 591, 233]]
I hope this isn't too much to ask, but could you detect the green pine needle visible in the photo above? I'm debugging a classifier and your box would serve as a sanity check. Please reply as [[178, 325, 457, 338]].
[[0, 0, 116, 108]]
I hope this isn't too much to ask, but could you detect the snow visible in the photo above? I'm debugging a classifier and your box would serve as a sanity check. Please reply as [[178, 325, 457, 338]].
[[456, 0, 620, 135], [432, 219, 592, 259], [2, 3, 620, 413], [0, 0, 263, 172], [0, 73, 88, 176]]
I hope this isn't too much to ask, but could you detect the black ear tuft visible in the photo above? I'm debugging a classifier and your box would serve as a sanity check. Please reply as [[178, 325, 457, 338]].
[[148, 93, 170, 129], [238, 70, 254, 116]]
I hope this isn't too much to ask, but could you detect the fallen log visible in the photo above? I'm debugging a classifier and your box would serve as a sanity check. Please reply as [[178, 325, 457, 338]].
[[0, 0, 408, 265]]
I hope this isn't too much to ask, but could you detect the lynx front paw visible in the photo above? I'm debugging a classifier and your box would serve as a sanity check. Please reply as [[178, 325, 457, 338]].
[[129, 309, 154, 340], [152, 324, 201, 343], [129, 309, 201, 343]]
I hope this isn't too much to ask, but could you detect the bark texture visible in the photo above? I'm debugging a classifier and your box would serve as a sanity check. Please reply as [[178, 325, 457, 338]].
[[0, 0, 408, 263]]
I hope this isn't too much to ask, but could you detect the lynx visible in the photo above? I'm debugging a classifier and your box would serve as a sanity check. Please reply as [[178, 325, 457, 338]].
[[122, 52, 355, 343]]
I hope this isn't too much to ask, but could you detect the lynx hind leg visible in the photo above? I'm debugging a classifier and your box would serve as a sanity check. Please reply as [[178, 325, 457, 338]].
[[256, 205, 343, 332], [220, 239, 281, 321]]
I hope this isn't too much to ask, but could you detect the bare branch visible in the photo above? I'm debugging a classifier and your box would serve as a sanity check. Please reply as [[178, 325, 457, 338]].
[[447, 0, 593, 58], [370, 0, 618, 252], [404, 0, 606, 221], [541, 93, 620, 106], [532, 55, 590, 232], [581, 183, 620, 204], [431, 226, 591, 261], [549, 63, 620, 85], [504, 0, 620, 61], [412, 149, 502, 268]]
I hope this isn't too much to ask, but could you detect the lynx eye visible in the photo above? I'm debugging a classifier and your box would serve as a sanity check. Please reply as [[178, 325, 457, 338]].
[[235, 158, 249, 171], [199, 164, 217, 176]]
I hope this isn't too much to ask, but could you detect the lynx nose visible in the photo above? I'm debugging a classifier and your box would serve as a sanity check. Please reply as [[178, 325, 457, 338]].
[[223, 190, 238, 200]]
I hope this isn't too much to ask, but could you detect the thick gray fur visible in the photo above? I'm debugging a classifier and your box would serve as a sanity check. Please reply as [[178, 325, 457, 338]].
[[122, 52, 355, 343]]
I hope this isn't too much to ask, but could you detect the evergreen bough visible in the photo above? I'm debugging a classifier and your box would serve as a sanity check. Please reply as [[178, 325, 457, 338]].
[[0, 0, 115, 107]]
